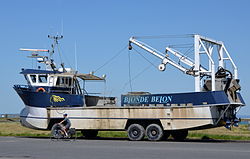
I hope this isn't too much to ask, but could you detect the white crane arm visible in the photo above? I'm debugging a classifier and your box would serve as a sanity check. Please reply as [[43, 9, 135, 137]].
[[165, 47, 208, 72], [161, 57, 189, 73], [129, 37, 191, 74], [129, 38, 165, 59]]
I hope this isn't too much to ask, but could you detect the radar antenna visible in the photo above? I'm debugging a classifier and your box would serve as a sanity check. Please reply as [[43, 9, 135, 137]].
[[47, 35, 63, 71]]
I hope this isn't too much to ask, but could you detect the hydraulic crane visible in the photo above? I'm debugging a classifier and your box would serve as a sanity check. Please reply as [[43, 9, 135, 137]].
[[128, 34, 240, 94]]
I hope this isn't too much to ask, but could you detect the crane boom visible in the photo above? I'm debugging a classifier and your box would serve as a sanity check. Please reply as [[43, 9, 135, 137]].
[[129, 37, 195, 75], [165, 47, 208, 72]]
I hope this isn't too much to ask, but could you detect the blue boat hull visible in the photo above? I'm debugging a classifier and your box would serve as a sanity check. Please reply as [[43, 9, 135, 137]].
[[14, 87, 84, 107], [121, 91, 245, 106]]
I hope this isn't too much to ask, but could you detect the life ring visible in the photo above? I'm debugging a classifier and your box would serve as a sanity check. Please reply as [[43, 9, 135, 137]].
[[36, 87, 46, 92]]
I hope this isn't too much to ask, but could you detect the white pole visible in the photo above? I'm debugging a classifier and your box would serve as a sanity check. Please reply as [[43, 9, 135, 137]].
[[75, 41, 78, 71], [194, 35, 201, 92], [218, 45, 224, 68], [208, 46, 215, 91], [211, 64, 216, 91], [222, 45, 238, 79]]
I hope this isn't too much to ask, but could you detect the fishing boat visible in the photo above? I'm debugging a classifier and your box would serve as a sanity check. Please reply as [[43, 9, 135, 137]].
[[14, 34, 245, 141]]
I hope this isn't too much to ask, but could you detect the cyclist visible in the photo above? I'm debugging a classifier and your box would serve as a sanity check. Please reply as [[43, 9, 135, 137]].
[[59, 114, 71, 137]]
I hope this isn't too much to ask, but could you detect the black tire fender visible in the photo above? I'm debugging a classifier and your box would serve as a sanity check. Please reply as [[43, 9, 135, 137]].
[[171, 130, 188, 141], [162, 130, 171, 140]]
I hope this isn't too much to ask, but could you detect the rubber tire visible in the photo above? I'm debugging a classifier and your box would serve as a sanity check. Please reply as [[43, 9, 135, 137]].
[[171, 130, 188, 141], [81, 130, 98, 138], [67, 128, 76, 138], [127, 124, 145, 141], [51, 123, 64, 139], [146, 124, 163, 141]]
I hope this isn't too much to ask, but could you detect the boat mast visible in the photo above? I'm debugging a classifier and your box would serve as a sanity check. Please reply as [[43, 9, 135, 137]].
[[47, 35, 63, 71]]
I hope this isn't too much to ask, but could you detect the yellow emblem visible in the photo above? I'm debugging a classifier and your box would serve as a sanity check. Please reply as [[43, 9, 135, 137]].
[[50, 95, 65, 103]]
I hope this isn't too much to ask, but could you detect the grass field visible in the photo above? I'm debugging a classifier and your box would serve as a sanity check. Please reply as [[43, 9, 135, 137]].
[[0, 120, 50, 137], [1, 119, 250, 140]]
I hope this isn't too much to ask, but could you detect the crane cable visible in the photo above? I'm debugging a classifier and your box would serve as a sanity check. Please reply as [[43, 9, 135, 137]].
[[128, 49, 133, 92], [168, 43, 193, 48], [122, 63, 154, 91], [122, 49, 158, 91], [94, 44, 128, 73], [135, 34, 194, 39], [133, 48, 158, 69]]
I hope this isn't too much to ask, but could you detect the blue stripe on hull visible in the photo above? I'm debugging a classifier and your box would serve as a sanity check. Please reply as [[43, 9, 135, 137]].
[[121, 91, 237, 106], [20, 115, 216, 120]]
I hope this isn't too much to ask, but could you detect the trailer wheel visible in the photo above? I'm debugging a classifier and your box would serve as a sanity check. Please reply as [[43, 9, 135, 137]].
[[146, 124, 163, 141], [171, 130, 188, 141], [127, 124, 145, 141], [81, 130, 98, 138]]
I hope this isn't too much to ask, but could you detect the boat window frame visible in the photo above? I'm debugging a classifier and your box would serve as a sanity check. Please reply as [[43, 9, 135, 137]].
[[30, 74, 37, 83], [24, 75, 31, 84], [56, 76, 73, 87], [38, 74, 48, 83]]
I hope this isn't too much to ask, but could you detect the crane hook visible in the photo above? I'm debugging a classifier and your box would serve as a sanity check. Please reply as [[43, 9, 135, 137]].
[[128, 42, 132, 50]]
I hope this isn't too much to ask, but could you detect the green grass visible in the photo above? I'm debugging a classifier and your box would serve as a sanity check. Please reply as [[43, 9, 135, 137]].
[[188, 132, 250, 141], [98, 131, 127, 138], [1, 119, 250, 141], [0, 132, 50, 137], [0, 120, 50, 137], [97, 130, 250, 141]]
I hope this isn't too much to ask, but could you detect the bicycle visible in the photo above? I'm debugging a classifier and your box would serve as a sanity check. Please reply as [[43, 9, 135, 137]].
[[51, 123, 76, 140]]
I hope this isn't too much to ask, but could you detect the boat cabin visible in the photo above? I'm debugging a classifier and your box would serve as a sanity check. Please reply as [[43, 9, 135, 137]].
[[19, 68, 81, 94]]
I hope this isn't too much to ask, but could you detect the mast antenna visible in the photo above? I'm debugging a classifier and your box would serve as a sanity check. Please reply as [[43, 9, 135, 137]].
[[75, 41, 78, 71], [47, 34, 63, 70]]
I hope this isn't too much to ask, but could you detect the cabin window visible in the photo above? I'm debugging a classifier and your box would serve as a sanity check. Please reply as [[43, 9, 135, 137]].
[[56, 77, 73, 87], [30, 75, 37, 83], [38, 75, 48, 83]]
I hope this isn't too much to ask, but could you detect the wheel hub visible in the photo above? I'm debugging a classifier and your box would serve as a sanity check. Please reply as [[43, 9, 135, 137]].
[[132, 130, 138, 136], [151, 130, 157, 136]]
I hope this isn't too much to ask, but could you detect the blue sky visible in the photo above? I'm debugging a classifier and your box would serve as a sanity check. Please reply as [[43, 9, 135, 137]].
[[0, 0, 249, 115]]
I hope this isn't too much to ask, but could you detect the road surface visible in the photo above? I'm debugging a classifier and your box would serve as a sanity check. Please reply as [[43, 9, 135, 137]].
[[0, 137, 250, 159]]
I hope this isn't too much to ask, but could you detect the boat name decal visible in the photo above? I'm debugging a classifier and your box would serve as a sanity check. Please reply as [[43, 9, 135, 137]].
[[122, 95, 173, 105], [50, 95, 65, 103]]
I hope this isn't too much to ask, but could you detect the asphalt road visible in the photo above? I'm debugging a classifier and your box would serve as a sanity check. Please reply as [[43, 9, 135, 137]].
[[0, 137, 250, 159]]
